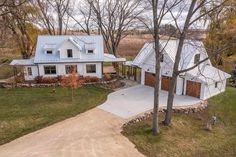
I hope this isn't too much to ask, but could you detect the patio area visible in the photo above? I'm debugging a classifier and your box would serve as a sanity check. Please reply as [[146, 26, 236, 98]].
[[98, 85, 202, 119]]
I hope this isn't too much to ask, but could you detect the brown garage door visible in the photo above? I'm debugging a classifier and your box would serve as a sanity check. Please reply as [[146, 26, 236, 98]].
[[145, 72, 155, 87], [145, 73, 173, 91], [186, 80, 201, 98], [161, 76, 172, 91]]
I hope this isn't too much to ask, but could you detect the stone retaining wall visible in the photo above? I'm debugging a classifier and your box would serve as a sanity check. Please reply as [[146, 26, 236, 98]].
[[123, 101, 208, 127], [1, 79, 118, 88]]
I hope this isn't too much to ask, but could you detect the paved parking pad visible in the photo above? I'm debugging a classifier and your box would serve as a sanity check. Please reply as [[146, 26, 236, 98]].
[[99, 85, 201, 119]]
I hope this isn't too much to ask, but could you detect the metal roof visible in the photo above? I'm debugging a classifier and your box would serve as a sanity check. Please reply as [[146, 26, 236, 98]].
[[133, 39, 231, 83], [34, 35, 104, 63], [10, 35, 125, 65], [133, 39, 207, 70], [10, 58, 35, 66], [103, 53, 126, 62], [187, 65, 231, 83]]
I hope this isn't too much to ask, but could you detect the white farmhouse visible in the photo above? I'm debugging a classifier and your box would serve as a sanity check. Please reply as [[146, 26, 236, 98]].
[[132, 39, 231, 100], [10, 35, 125, 80]]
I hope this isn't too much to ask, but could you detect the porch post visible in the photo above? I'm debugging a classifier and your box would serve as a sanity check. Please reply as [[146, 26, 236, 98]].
[[134, 67, 137, 81], [124, 64, 127, 78], [128, 66, 130, 79], [131, 66, 133, 80], [122, 63, 124, 76], [117, 62, 119, 76]]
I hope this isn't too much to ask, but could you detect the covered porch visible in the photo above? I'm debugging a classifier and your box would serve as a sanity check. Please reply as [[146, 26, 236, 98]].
[[103, 54, 141, 83]]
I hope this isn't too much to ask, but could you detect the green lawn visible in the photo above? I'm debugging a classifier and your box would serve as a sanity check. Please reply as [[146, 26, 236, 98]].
[[123, 87, 236, 157], [0, 86, 111, 145]]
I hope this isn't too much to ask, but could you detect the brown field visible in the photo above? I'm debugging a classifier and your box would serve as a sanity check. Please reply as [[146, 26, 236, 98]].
[[117, 34, 153, 58]]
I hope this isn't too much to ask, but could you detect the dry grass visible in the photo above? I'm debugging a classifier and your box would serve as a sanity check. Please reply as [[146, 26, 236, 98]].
[[117, 34, 153, 58], [123, 87, 236, 157]]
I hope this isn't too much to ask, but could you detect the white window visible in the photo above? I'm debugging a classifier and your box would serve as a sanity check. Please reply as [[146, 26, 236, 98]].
[[67, 49, 73, 58], [160, 53, 164, 62], [215, 82, 218, 88], [46, 50, 53, 54], [87, 50, 94, 54], [44, 66, 56, 75], [65, 65, 77, 74], [86, 64, 96, 73], [27, 67, 32, 76], [194, 54, 200, 64]]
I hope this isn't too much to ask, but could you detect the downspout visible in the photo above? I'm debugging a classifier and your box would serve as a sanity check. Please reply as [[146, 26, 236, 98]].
[[37, 64, 40, 76]]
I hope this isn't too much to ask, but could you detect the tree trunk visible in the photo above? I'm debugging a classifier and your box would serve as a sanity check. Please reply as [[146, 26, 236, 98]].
[[164, 0, 197, 126], [163, 74, 177, 125], [152, 0, 160, 135]]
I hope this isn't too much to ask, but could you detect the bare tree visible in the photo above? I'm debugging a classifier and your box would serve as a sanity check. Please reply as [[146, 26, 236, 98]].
[[163, 0, 229, 125], [141, 0, 182, 135], [31, 0, 72, 35], [1, 0, 39, 58], [87, 0, 145, 56], [67, 0, 94, 35], [151, 0, 161, 135], [0, 0, 27, 16]]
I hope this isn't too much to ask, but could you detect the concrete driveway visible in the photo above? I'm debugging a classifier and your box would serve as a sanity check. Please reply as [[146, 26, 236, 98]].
[[0, 108, 144, 157], [0, 85, 201, 157], [99, 85, 201, 119]]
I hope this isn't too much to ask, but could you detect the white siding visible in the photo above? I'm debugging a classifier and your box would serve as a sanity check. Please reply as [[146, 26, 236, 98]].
[[202, 80, 226, 100], [176, 77, 184, 95], [140, 51, 173, 76], [141, 68, 145, 85], [24, 66, 39, 80], [38, 63, 102, 78], [59, 41, 80, 59], [83, 63, 102, 78]]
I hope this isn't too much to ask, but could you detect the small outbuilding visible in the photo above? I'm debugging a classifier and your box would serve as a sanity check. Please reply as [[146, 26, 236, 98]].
[[132, 39, 231, 100]]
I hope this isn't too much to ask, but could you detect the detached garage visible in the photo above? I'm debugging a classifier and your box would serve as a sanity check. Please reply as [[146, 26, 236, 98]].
[[132, 40, 231, 100]]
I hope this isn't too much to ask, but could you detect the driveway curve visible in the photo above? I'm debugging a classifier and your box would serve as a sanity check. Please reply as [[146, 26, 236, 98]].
[[0, 108, 144, 157]]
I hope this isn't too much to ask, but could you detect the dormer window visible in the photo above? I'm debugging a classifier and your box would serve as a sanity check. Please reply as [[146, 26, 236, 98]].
[[194, 54, 200, 64], [67, 49, 73, 58], [46, 50, 53, 54], [87, 50, 94, 54]]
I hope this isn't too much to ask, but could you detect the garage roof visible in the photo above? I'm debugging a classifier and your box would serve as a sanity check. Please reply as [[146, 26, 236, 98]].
[[187, 65, 231, 84]]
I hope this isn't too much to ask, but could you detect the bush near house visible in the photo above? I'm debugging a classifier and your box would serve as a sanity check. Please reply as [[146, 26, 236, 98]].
[[34, 76, 58, 84], [122, 87, 236, 157], [104, 73, 112, 81], [34, 75, 100, 84], [84, 76, 100, 83]]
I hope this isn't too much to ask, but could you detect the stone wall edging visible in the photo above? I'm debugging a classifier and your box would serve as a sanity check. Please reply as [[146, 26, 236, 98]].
[[1, 79, 118, 88], [123, 101, 208, 127]]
